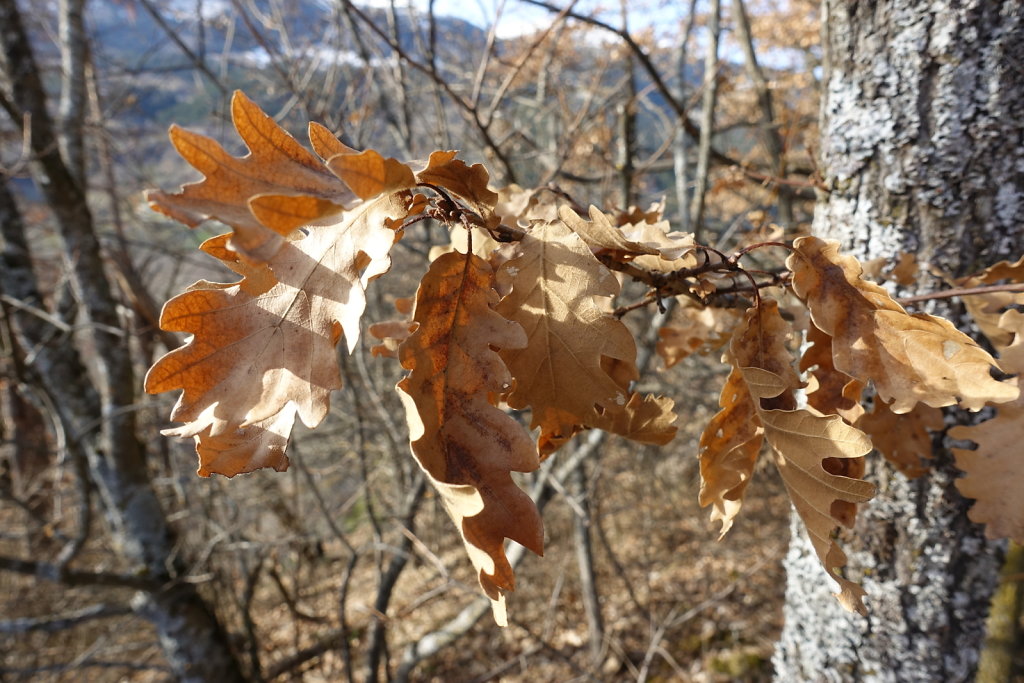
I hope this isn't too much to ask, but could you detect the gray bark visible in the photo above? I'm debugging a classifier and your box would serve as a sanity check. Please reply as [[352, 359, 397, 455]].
[[730, 0, 793, 227], [689, 0, 720, 241], [774, 1, 1024, 681]]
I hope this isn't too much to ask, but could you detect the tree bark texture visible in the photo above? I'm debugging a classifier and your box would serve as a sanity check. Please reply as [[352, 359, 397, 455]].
[[774, 1, 1024, 681]]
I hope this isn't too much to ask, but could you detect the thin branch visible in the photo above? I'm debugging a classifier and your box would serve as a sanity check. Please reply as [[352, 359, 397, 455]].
[[896, 282, 1024, 305], [0, 554, 160, 591], [0, 603, 132, 634]]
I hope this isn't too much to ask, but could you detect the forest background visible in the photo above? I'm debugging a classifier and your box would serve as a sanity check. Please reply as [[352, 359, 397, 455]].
[[1, 0, 1019, 681]]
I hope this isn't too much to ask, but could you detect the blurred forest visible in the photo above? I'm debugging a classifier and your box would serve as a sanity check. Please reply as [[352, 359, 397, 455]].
[[0, 0, 927, 680]]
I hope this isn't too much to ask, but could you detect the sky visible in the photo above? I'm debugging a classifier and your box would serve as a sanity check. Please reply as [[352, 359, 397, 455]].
[[360, 0, 688, 39]]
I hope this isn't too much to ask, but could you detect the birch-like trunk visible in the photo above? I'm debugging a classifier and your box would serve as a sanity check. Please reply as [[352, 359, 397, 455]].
[[774, 1, 1024, 680]]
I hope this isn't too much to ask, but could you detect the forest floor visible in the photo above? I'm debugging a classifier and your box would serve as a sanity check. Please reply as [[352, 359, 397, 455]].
[[1, 381, 794, 682]]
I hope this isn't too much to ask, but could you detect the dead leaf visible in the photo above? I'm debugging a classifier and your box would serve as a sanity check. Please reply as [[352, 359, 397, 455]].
[[891, 252, 918, 286], [398, 251, 542, 625], [325, 149, 416, 201], [997, 309, 1024, 372], [657, 305, 741, 368], [955, 255, 1024, 349], [699, 364, 763, 538], [947, 301, 1024, 542], [495, 220, 673, 453], [308, 121, 357, 160], [596, 392, 677, 446], [558, 205, 660, 256], [620, 219, 698, 272], [800, 324, 865, 424], [368, 320, 415, 359], [147, 91, 356, 263], [495, 221, 632, 432], [788, 236, 1019, 413], [145, 192, 407, 475], [857, 401, 943, 479], [614, 200, 665, 226], [700, 300, 875, 614], [417, 151, 499, 224], [950, 391, 1024, 543], [180, 408, 294, 477]]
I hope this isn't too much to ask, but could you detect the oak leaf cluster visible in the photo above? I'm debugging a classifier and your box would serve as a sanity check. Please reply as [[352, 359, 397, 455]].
[[146, 92, 1023, 623]]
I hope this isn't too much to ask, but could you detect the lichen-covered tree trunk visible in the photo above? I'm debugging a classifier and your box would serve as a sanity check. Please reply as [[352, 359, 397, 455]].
[[774, 1, 1024, 680]]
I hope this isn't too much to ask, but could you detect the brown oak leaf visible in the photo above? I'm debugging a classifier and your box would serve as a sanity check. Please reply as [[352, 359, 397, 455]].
[[954, 255, 1024, 348], [950, 391, 1024, 543], [397, 251, 542, 626], [701, 300, 874, 614], [800, 323, 865, 424], [787, 236, 1018, 413], [495, 220, 674, 453], [699, 364, 763, 538], [558, 205, 661, 256], [657, 305, 741, 368], [147, 91, 356, 263], [145, 193, 407, 476], [417, 150, 499, 224], [857, 402, 943, 479]]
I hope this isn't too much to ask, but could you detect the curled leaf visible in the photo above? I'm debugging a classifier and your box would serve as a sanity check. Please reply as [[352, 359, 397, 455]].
[[398, 251, 542, 625], [559, 205, 660, 256], [701, 300, 875, 614], [699, 365, 763, 538], [788, 236, 1018, 413]]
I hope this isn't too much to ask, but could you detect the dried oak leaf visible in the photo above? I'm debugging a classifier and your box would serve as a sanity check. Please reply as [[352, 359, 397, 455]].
[[398, 251, 542, 626], [787, 236, 1018, 413], [800, 323, 865, 424], [698, 363, 763, 538], [657, 305, 741, 368], [955, 255, 1024, 349], [188, 408, 295, 477], [307, 121, 358, 159], [559, 205, 660, 256], [857, 401, 943, 479], [145, 192, 408, 476], [368, 320, 415, 359], [949, 391, 1024, 543], [494, 185, 571, 226], [614, 200, 665, 226], [948, 304, 1024, 542], [701, 300, 874, 614], [326, 149, 416, 201], [147, 91, 357, 263], [699, 300, 800, 537], [997, 309, 1024, 372], [750, 365, 874, 615], [417, 150, 499, 225], [594, 393, 678, 446], [495, 220, 675, 454], [891, 252, 919, 287]]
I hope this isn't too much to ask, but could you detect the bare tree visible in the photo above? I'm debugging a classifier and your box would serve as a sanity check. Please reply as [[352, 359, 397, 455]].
[[0, 0, 244, 679]]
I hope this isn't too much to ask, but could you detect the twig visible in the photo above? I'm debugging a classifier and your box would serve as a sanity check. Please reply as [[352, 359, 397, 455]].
[[897, 282, 1024, 305], [0, 554, 160, 591], [0, 603, 132, 633]]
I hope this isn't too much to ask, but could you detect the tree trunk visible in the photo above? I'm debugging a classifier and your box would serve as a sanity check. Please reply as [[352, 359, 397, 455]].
[[0, 1, 246, 680], [774, 1, 1024, 680]]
